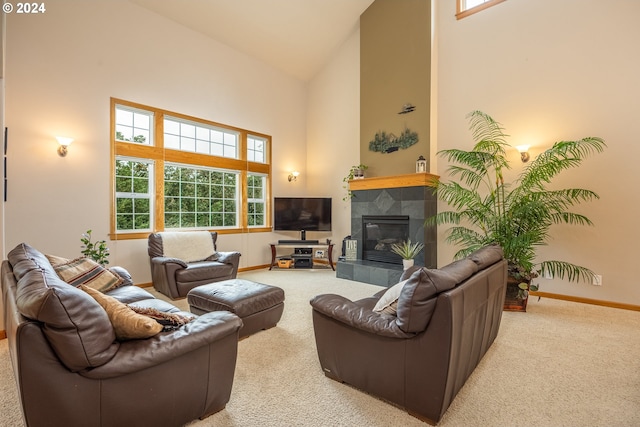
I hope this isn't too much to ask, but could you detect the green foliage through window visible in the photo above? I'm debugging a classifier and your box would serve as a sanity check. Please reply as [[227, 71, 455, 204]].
[[164, 164, 238, 229], [115, 159, 152, 231]]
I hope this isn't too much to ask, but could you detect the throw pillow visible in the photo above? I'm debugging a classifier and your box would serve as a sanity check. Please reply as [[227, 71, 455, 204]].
[[53, 256, 123, 292], [45, 253, 70, 266], [373, 279, 408, 315], [80, 285, 163, 340], [128, 306, 195, 331]]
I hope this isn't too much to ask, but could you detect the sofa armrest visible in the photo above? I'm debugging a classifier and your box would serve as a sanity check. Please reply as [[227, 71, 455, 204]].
[[151, 256, 189, 268], [310, 294, 412, 339], [79, 311, 242, 379], [108, 266, 134, 287], [217, 251, 240, 265]]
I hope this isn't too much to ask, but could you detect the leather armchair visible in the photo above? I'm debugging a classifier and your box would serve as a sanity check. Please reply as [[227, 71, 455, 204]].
[[148, 231, 241, 299], [310, 245, 507, 425]]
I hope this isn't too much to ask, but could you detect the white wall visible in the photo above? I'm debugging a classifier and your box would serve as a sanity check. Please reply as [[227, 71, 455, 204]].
[[307, 28, 362, 248], [436, 0, 640, 305], [4, 0, 308, 282]]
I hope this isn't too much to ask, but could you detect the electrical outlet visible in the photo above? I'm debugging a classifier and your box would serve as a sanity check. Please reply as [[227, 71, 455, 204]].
[[592, 274, 602, 286]]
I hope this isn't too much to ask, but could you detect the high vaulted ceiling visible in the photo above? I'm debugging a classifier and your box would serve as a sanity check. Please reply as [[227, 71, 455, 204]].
[[130, 0, 375, 81]]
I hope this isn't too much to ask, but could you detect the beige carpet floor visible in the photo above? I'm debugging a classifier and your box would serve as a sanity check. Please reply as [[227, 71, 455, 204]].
[[2, 268, 640, 426]]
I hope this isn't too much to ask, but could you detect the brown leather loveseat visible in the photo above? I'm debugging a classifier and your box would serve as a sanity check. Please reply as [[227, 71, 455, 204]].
[[1, 242, 243, 427], [310, 245, 507, 425]]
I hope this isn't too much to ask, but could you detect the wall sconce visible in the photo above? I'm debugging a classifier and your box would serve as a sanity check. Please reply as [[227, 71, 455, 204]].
[[288, 171, 299, 182], [56, 136, 74, 157], [516, 145, 530, 163]]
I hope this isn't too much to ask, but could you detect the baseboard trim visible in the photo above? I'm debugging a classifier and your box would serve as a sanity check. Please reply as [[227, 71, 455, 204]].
[[530, 291, 640, 312], [240, 264, 271, 272]]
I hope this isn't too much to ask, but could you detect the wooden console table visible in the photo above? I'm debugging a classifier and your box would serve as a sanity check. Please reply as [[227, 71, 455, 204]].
[[269, 242, 335, 271]]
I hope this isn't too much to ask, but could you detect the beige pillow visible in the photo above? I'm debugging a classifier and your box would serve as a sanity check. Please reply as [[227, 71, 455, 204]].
[[45, 253, 71, 266], [373, 279, 408, 315], [80, 285, 162, 340], [53, 256, 123, 292]]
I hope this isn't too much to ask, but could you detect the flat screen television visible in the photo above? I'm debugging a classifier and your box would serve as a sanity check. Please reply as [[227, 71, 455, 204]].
[[273, 197, 332, 232]]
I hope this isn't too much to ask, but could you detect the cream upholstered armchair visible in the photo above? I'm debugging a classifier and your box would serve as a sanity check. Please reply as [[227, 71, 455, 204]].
[[148, 231, 241, 299]]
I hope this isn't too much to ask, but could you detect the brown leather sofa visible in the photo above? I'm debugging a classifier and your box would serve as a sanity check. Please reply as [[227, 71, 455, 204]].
[[2, 242, 243, 427], [148, 231, 241, 299], [310, 245, 507, 425]]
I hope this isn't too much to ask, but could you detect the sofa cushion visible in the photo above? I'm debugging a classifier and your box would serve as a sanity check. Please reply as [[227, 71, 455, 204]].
[[106, 284, 157, 304], [9, 243, 120, 372], [176, 261, 234, 282], [396, 268, 458, 333], [468, 244, 503, 269], [52, 256, 123, 292], [81, 285, 163, 340]]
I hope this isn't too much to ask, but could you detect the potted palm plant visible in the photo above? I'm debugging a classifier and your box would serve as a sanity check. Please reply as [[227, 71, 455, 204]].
[[390, 239, 425, 270], [427, 111, 606, 311]]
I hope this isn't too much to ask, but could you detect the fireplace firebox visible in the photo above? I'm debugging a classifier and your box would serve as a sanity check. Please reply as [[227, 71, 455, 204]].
[[362, 215, 410, 264]]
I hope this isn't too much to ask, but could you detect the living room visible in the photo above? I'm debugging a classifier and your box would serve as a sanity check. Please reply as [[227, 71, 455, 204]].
[[1, 0, 639, 425], [3, 0, 638, 308]]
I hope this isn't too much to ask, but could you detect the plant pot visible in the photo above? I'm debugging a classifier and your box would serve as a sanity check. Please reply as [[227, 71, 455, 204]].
[[504, 276, 530, 312], [402, 259, 414, 270], [352, 168, 365, 179]]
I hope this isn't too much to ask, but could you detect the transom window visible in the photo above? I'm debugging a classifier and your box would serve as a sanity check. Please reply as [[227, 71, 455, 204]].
[[115, 106, 153, 144], [164, 116, 239, 158], [456, 0, 506, 20], [111, 98, 271, 239], [247, 136, 267, 163]]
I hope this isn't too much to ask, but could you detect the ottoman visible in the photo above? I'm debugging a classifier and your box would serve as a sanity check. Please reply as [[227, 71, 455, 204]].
[[187, 279, 285, 339]]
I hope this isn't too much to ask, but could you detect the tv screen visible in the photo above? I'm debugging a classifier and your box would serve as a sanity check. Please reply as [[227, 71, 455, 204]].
[[274, 197, 332, 231]]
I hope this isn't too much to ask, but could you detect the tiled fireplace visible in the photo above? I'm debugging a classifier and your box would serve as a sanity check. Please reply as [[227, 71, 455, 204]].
[[336, 173, 438, 287]]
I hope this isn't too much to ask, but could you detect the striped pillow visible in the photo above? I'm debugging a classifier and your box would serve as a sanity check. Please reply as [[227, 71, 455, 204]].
[[53, 257, 123, 292]]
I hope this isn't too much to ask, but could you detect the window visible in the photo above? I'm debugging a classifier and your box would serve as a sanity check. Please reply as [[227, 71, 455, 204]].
[[111, 98, 271, 239], [247, 135, 267, 163], [115, 106, 153, 144], [114, 158, 153, 231], [456, 0, 506, 20], [164, 116, 239, 158], [164, 164, 238, 229], [247, 174, 266, 227]]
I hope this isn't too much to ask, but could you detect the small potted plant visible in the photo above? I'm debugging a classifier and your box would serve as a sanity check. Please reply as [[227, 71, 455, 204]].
[[80, 229, 110, 266], [390, 239, 424, 270], [342, 164, 368, 201]]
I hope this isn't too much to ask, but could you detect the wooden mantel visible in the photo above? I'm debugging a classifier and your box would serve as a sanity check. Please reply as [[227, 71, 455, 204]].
[[348, 172, 439, 191]]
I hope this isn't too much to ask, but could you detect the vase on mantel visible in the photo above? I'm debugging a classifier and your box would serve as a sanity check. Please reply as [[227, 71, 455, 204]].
[[402, 259, 414, 270]]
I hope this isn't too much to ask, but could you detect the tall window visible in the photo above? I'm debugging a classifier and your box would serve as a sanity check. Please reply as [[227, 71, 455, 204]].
[[456, 0, 506, 20], [114, 158, 153, 231], [111, 98, 271, 239], [247, 174, 266, 227]]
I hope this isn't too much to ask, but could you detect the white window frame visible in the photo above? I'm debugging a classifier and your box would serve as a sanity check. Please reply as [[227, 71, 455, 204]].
[[456, 0, 506, 20]]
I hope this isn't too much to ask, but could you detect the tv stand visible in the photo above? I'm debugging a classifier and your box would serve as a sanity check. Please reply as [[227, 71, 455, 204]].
[[269, 242, 334, 271]]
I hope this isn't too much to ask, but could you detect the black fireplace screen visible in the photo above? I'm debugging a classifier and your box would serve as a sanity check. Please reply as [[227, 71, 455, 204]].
[[362, 215, 410, 264]]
